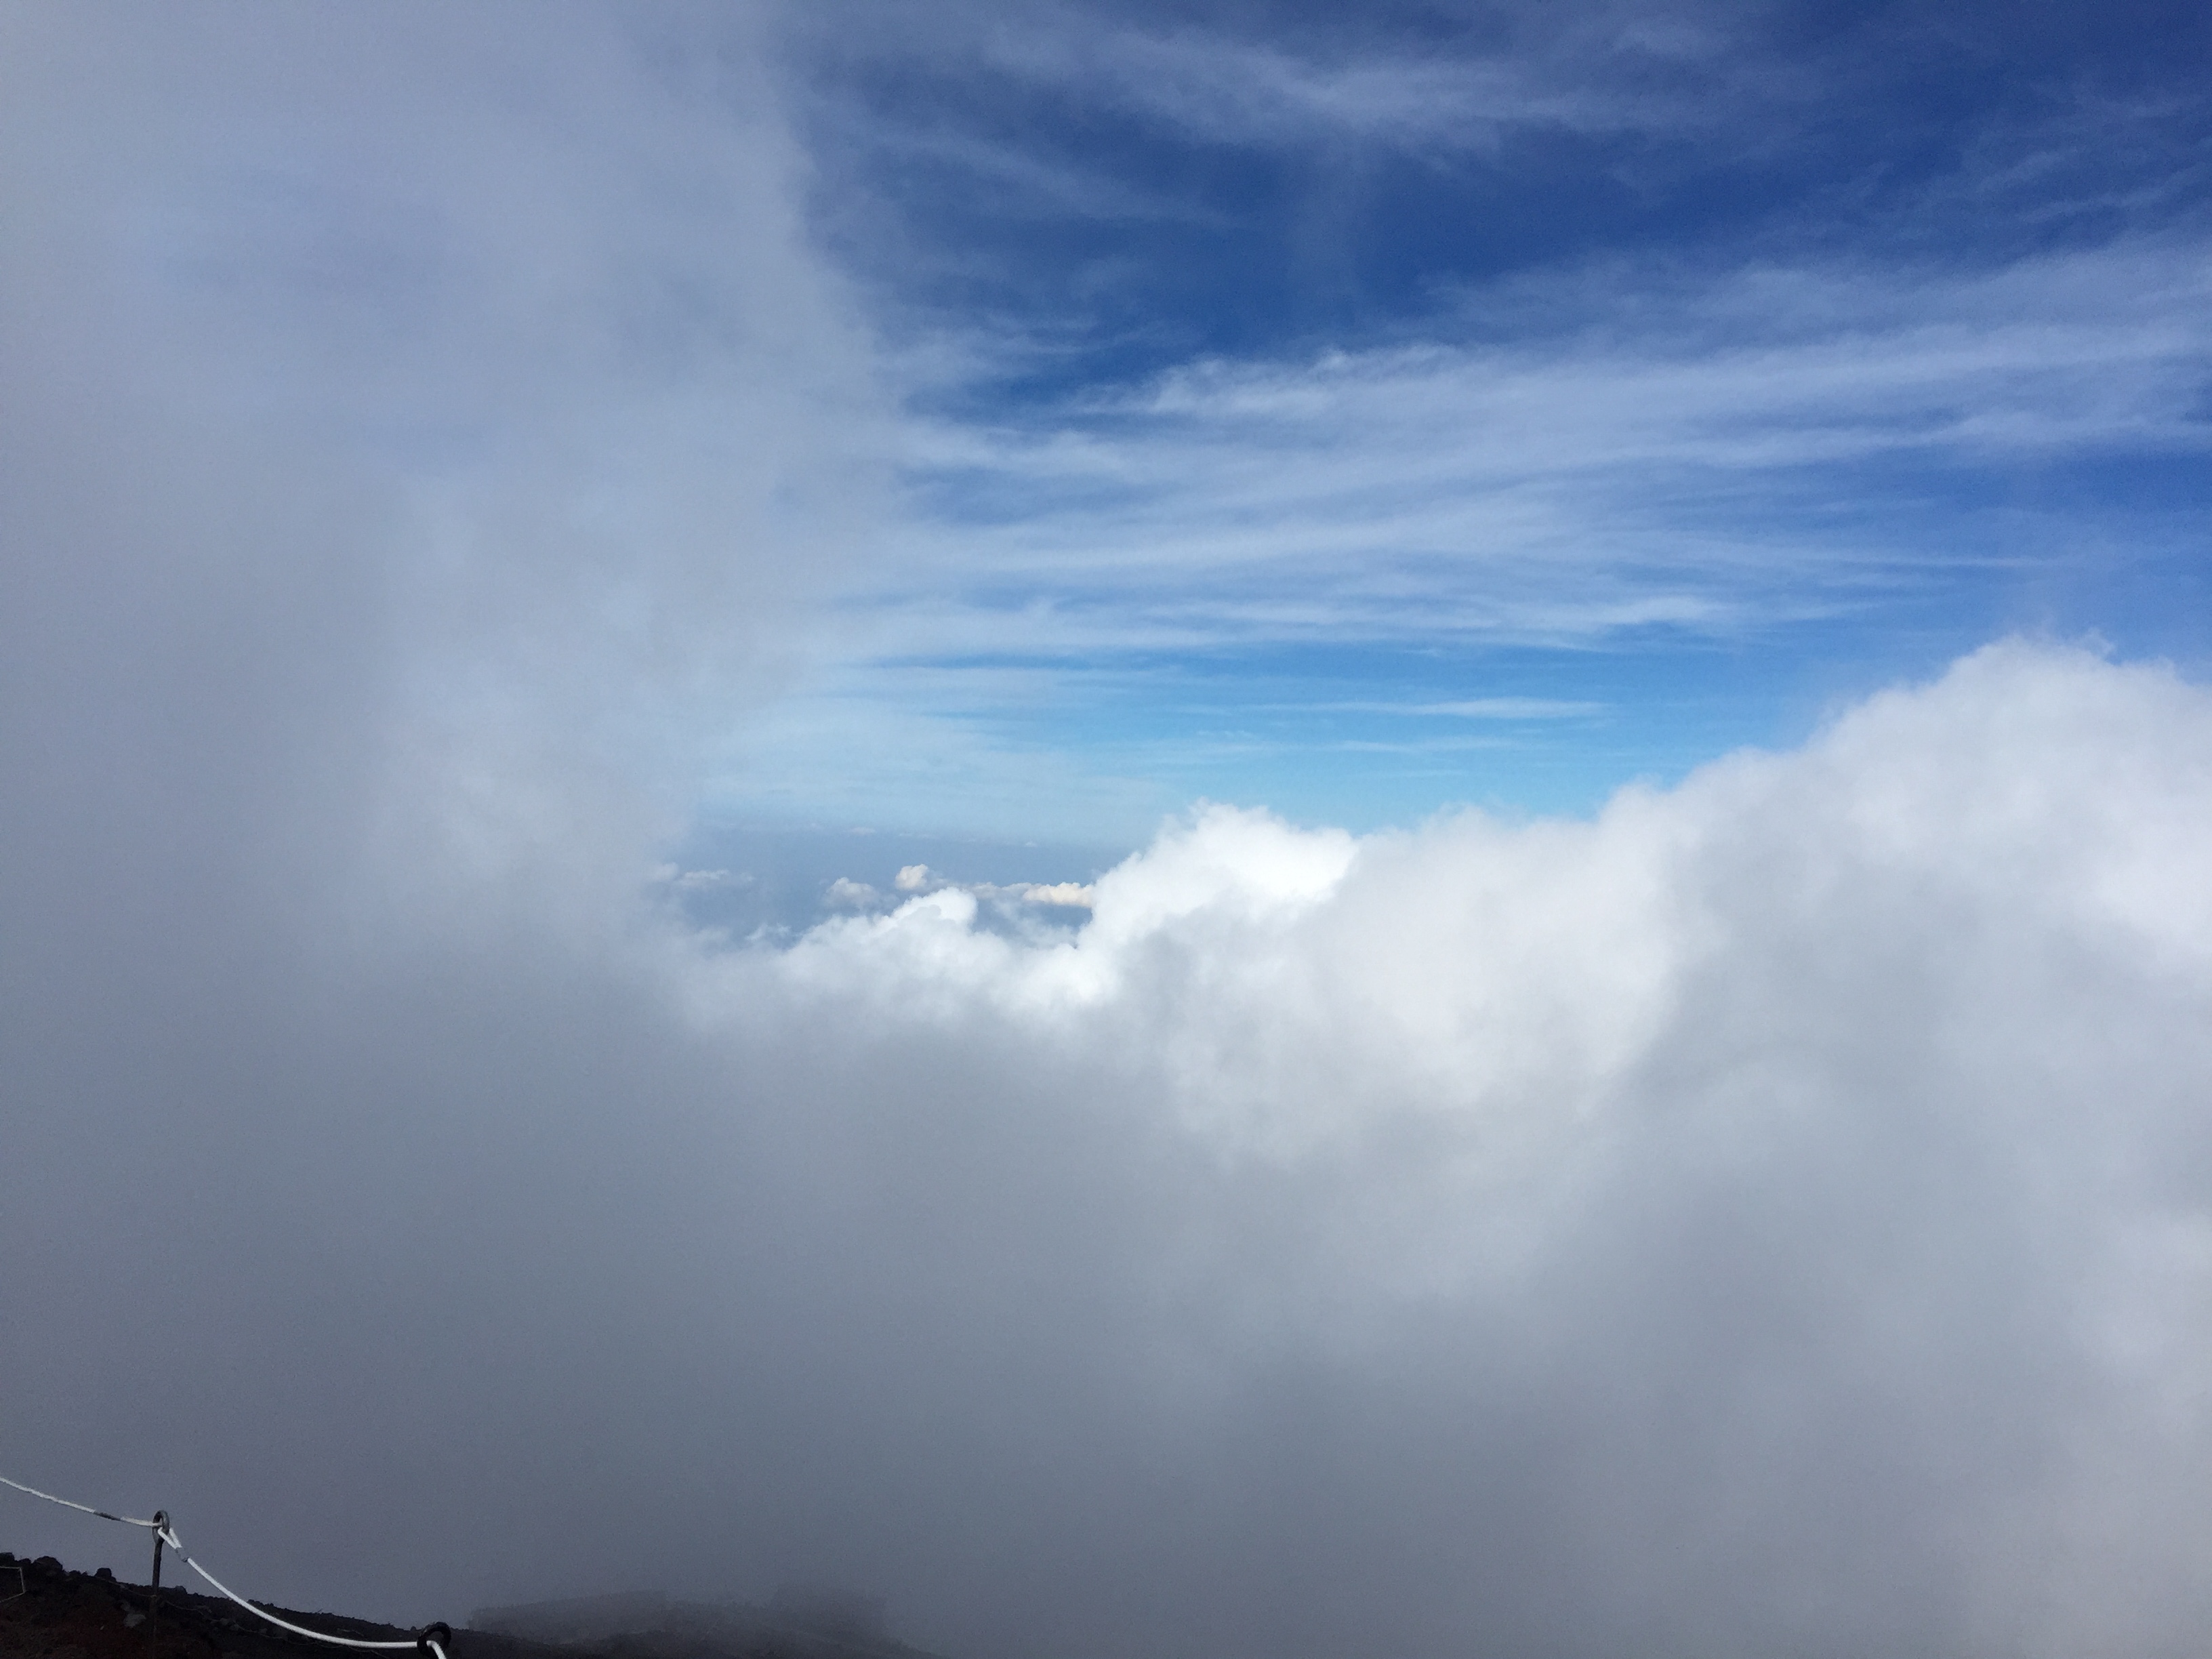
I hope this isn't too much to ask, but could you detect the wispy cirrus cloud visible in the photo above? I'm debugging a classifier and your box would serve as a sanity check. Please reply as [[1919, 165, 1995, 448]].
[[773, 2, 2211, 834], [792, 0, 1764, 169], [1307, 697, 1608, 718], [963, 24, 1670, 153], [700, 234, 2212, 832], [909, 241, 2212, 623]]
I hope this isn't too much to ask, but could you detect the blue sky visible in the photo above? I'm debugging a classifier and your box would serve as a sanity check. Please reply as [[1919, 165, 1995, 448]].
[[693, 0, 2211, 855]]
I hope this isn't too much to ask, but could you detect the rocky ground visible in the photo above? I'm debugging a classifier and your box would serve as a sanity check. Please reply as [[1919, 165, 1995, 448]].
[[0, 1557, 943, 1659], [0, 1551, 546, 1659]]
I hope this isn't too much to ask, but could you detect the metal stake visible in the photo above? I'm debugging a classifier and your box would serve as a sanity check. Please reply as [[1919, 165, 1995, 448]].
[[148, 1513, 167, 1659]]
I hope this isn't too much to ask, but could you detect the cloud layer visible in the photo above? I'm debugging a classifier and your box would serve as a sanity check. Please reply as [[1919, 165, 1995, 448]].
[[14, 630, 2212, 1659], [693, 641, 2212, 1659], [7, 10, 2212, 1659]]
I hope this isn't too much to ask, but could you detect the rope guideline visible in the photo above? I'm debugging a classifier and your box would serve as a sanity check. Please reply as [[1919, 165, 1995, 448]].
[[2, 1472, 451, 1659]]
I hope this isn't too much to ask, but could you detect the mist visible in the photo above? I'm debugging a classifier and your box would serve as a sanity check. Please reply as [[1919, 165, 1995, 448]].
[[8, 7, 2212, 1659]]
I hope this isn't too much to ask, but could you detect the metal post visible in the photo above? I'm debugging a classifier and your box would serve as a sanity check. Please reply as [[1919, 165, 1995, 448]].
[[148, 1513, 167, 1659]]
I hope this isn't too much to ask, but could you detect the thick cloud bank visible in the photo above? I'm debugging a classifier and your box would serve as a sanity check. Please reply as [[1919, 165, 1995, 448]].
[[7, 638, 2212, 1659], [733, 642, 2212, 1658]]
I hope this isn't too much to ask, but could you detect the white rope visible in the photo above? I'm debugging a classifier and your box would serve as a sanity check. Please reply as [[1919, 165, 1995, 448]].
[[158, 1527, 446, 1659], [2, 1472, 448, 1659], [0, 1474, 162, 1530]]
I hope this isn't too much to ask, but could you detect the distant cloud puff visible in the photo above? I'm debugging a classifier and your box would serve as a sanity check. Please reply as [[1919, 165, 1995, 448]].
[[1019, 882, 1094, 907], [657, 866, 749, 892]]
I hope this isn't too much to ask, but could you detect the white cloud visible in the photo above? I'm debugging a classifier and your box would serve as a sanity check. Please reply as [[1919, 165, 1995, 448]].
[[980, 26, 1645, 153], [773, 641, 2211, 1147], [1, 1, 893, 944], [804, 5, 1724, 167], [1310, 696, 1607, 718], [823, 876, 884, 909], [654, 865, 751, 893], [1019, 881, 1094, 907], [689, 640, 2212, 1656]]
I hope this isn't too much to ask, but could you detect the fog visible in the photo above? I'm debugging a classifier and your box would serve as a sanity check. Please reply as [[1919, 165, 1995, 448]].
[[8, 8, 2212, 1659]]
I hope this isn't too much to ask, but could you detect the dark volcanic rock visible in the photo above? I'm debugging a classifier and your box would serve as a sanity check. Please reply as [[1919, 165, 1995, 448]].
[[0, 1553, 558, 1659]]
